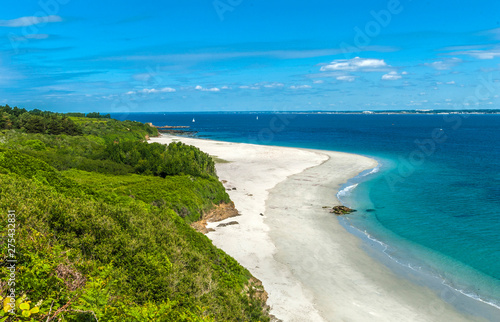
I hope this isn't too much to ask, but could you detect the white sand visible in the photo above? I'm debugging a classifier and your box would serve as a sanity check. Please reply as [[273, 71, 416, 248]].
[[150, 135, 481, 322]]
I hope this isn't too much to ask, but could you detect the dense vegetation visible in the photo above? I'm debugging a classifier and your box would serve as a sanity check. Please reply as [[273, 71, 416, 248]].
[[0, 108, 269, 321], [0, 105, 82, 136]]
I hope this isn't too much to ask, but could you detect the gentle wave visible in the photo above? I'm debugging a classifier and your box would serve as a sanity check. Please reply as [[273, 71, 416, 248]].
[[360, 164, 381, 177], [336, 164, 379, 202], [336, 183, 358, 198], [341, 218, 500, 312]]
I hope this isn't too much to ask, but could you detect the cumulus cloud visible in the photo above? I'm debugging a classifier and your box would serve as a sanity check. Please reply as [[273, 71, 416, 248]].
[[424, 58, 462, 70], [313, 80, 324, 84], [381, 71, 402, 80], [336, 75, 355, 82], [446, 81, 456, 85], [195, 85, 220, 92], [0, 15, 62, 27], [289, 85, 312, 89], [320, 57, 388, 72]]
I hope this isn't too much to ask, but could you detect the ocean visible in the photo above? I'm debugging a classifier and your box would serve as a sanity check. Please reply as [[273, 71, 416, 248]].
[[111, 112, 500, 320]]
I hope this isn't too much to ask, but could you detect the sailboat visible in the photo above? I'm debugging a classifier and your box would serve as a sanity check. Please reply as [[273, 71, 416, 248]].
[[192, 118, 195, 123], [256, 116, 258, 120]]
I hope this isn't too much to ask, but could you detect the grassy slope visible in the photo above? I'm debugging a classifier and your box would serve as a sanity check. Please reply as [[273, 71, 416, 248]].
[[0, 117, 269, 321]]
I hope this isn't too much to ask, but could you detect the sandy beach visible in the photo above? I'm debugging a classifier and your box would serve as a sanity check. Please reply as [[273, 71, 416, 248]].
[[150, 135, 481, 322]]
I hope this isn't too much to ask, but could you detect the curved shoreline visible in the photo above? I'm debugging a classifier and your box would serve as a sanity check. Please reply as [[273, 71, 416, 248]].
[[149, 135, 479, 321]]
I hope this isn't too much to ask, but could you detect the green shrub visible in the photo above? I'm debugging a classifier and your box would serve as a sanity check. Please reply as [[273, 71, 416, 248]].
[[0, 105, 270, 321], [21, 139, 46, 151], [0, 174, 268, 321]]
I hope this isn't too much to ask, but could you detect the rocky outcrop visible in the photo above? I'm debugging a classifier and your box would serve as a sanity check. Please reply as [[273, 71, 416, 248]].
[[217, 221, 239, 227], [190, 202, 240, 233], [145, 123, 196, 135], [329, 205, 356, 215]]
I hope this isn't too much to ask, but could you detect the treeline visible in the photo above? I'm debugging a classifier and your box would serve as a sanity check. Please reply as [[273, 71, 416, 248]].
[[0, 105, 81, 135], [67, 112, 111, 118], [0, 105, 270, 321], [0, 105, 115, 136], [1, 125, 211, 180], [103, 141, 216, 178]]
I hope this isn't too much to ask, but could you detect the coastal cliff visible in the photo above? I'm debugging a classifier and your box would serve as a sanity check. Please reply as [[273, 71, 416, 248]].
[[0, 106, 271, 321]]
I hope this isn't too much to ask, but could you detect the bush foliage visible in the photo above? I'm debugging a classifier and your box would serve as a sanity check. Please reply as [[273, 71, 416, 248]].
[[0, 108, 269, 321]]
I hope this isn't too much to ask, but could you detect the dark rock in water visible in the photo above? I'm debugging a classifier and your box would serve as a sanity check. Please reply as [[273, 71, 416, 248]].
[[330, 206, 356, 215], [217, 221, 239, 227], [259, 213, 264, 216], [365, 209, 376, 212]]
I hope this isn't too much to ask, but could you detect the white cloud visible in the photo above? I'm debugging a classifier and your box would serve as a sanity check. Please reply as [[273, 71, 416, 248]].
[[381, 71, 402, 80], [240, 82, 283, 89], [453, 48, 500, 59], [126, 87, 176, 95], [195, 85, 220, 92], [401, 71, 408, 75], [320, 57, 388, 72], [313, 80, 324, 84], [262, 82, 284, 88], [336, 75, 355, 82], [289, 85, 311, 89], [446, 81, 456, 85], [424, 58, 462, 70], [142, 87, 176, 93], [0, 15, 62, 27], [100, 47, 398, 64]]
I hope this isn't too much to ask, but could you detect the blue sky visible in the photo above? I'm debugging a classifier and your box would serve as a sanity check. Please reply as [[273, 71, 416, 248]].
[[1, 0, 500, 112]]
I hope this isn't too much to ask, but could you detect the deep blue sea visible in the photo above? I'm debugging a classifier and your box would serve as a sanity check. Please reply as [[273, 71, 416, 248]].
[[112, 112, 500, 319]]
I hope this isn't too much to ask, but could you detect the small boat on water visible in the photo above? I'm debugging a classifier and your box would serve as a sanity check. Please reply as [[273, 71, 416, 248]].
[[256, 116, 258, 120], [192, 118, 195, 123]]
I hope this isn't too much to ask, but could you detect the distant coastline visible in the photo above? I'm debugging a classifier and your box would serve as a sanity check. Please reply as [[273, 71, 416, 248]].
[[109, 109, 500, 115]]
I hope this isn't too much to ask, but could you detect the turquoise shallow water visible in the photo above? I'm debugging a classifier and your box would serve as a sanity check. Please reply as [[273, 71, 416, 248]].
[[113, 112, 500, 319]]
